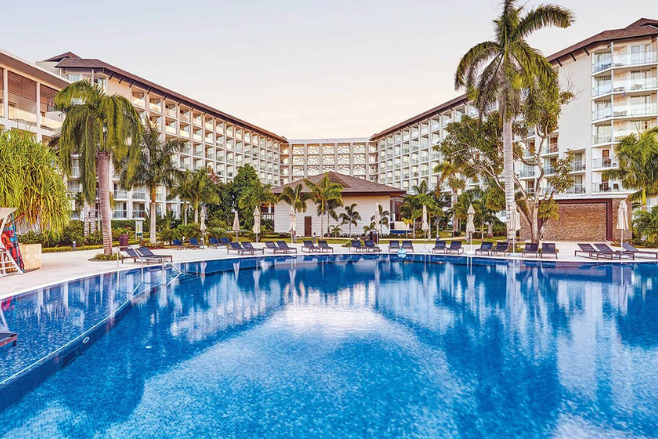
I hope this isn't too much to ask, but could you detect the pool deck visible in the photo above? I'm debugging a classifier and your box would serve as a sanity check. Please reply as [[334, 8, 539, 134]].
[[0, 241, 654, 299]]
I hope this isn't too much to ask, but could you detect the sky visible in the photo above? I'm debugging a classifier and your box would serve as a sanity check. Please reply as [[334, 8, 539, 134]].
[[1, 0, 654, 139]]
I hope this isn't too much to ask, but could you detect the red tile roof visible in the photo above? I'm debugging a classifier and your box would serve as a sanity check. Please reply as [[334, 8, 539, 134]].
[[52, 55, 287, 143], [272, 172, 406, 196]]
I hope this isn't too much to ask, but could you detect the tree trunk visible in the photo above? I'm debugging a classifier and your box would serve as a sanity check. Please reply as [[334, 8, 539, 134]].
[[530, 203, 539, 243], [503, 118, 516, 242], [150, 186, 157, 244], [451, 190, 458, 236], [83, 203, 90, 236], [320, 213, 324, 239], [97, 152, 113, 256]]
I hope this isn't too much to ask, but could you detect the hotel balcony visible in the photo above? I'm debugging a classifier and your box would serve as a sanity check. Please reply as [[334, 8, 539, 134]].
[[165, 125, 177, 135], [592, 157, 618, 169], [149, 101, 162, 113], [594, 78, 658, 97], [180, 130, 190, 139], [541, 144, 559, 155], [593, 52, 658, 73], [611, 103, 657, 118], [518, 168, 536, 178], [112, 210, 128, 219], [165, 106, 177, 118], [131, 96, 146, 108], [565, 184, 587, 195], [593, 134, 613, 145], [543, 166, 556, 176], [592, 181, 625, 193], [41, 113, 63, 130], [132, 190, 147, 200], [572, 161, 586, 172], [8, 106, 37, 124], [114, 190, 128, 199]]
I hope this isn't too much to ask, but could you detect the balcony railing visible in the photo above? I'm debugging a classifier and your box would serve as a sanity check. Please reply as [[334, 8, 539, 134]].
[[41, 116, 62, 130], [132, 97, 146, 107], [112, 210, 128, 219], [114, 190, 128, 199], [572, 161, 586, 172], [543, 166, 555, 175], [541, 144, 559, 155], [613, 52, 658, 68], [132, 209, 147, 218], [593, 134, 613, 144], [593, 108, 612, 120], [149, 102, 162, 113], [565, 184, 587, 194], [518, 169, 536, 178], [612, 104, 657, 118], [592, 182, 624, 193], [165, 108, 177, 118], [132, 191, 147, 200], [611, 78, 658, 93], [8, 107, 37, 124], [592, 157, 618, 169], [593, 82, 613, 97], [165, 125, 176, 135]]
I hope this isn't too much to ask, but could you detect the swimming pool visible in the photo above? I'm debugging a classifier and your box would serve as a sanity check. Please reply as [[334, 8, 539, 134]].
[[1, 254, 657, 438]]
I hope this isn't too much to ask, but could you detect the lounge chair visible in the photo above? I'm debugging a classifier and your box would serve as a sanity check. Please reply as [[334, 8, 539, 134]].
[[318, 240, 334, 252], [136, 247, 173, 263], [242, 242, 264, 254], [490, 242, 509, 256], [623, 243, 658, 259], [188, 238, 203, 249], [172, 239, 185, 249], [432, 240, 446, 254], [522, 243, 540, 258], [595, 243, 632, 259], [264, 241, 278, 253], [302, 240, 321, 253], [364, 240, 381, 252], [276, 241, 298, 254], [475, 241, 493, 255], [541, 243, 558, 259], [208, 238, 221, 248], [350, 240, 366, 252], [575, 243, 601, 259], [446, 241, 464, 254], [219, 237, 231, 248], [228, 242, 249, 255], [0, 332, 17, 348], [401, 240, 414, 253], [388, 240, 400, 253], [122, 247, 159, 264]]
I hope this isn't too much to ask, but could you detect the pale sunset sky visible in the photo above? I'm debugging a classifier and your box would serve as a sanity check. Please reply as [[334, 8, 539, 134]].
[[2, 0, 653, 138]]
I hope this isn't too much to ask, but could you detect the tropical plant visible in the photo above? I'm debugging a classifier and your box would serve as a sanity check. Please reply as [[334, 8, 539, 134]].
[[435, 160, 466, 235], [339, 203, 361, 236], [304, 174, 343, 238], [454, 0, 573, 241], [329, 224, 342, 237], [370, 203, 391, 232], [602, 128, 658, 211], [54, 80, 142, 255], [171, 168, 218, 225], [399, 194, 424, 237], [238, 180, 275, 227], [634, 206, 658, 242], [0, 130, 70, 232], [120, 119, 183, 243]]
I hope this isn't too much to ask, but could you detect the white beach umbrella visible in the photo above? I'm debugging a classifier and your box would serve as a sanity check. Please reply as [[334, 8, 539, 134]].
[[374, 202, 382, 235], [466, 204, 476, 252], [617, 200, 629, 247], [288, 205, 297, 242], [199, 205, 207, 245], [252, 206, 261, 242], [421, 204, 429, 249], [232, 210, 240, 241]]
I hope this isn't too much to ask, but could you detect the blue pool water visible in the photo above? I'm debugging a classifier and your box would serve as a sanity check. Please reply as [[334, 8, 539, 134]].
[[1, 255, 658, 438]]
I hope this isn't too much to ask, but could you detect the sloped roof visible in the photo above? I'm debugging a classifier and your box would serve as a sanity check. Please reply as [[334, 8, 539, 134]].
[[271, 172, 406, 196], [548, 18, 658, 63], [51, 55, 287, 143], [42, 52, 80, 62]]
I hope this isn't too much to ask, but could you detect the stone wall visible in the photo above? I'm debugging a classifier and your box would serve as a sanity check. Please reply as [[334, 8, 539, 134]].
[[519, 198, 631, 242]]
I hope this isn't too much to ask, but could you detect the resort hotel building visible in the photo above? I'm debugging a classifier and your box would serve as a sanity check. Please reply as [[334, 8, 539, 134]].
[[0, 18, 657, 238]]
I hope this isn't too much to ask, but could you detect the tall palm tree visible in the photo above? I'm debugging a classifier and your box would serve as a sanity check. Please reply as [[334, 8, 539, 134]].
[[55, 80, 142, 255], [189, 168, 219, 224], [305, 174, 343, 238], [603, 128, 658, 211], [170, 170, 195, 224], [339, 203, 361, 236], [121, 120, 183, 243], [436, 160, 466, 236], [455, 0, 573, 241], [370, 203, 390, 231], [399, 194, 424, 238]]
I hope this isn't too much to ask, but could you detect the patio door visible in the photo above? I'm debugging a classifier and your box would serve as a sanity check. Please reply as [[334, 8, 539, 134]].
[[304, 216, 312, 237]]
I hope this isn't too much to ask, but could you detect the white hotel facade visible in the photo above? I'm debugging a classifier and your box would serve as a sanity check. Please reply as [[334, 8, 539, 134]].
[[0, 18, 657, 225]]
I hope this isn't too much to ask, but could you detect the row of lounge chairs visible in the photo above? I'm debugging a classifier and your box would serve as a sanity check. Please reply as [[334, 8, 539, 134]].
[[228, 240, 300, 255], [350, 240, 382, 252], [122, 247, 173, 264], [575, 243, 635, 260]]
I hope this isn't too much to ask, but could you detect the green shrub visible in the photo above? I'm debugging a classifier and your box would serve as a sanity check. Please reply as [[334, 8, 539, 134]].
[[177, 223, 201, 240], [17, 231, 45, 244], [84, 231, 103, 245], [90, 252, 119, 261]]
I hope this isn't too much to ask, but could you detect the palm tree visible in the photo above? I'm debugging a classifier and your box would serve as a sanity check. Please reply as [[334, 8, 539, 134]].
[[170, 170, 195, 224], [189, 168, 219, 224], [339, 203, 361, 236], [121, 120, 183, 243], [238, 180, 275, 223], [304, 174, 343, 238], [455, 0, 573, 241], [603, 128, 658, 211], [399, 194, 424, 238], [55, 80, 142, 255], [278, 184, 311, 215], [436, 160, 466, 235], [633, 206, 658, 241], [370, 203, 390, 232]]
